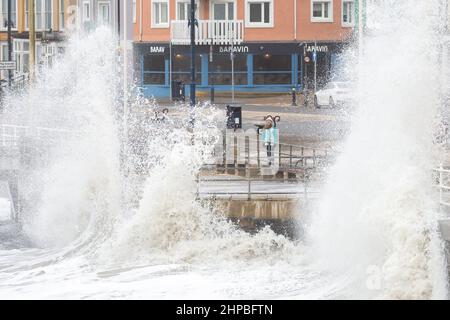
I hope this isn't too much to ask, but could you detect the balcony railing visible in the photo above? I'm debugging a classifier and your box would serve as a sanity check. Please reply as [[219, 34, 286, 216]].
[[171, 20, 244, 45]]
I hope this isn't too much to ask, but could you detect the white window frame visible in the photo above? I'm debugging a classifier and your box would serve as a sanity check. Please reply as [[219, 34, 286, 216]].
[[133, 0, 137, 23], [245, 0, 274, 28], [341, 0, 354, 27], [83, 1, 91, 22], [175, 0, 199, 21], [311, 0, 333, 23], [25, 0, 54, 31], [0, 0, 19, 31], [59, 0, 65, 30], [210, 0, 236, 21], [151, 0, 169, 28], [0, 42, 9, 80], [13, 39, 29, 75], [97, 1, 111, 26]]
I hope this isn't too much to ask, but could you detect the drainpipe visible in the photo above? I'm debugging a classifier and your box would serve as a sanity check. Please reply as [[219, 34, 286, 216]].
[[293, 0, 297, 41]]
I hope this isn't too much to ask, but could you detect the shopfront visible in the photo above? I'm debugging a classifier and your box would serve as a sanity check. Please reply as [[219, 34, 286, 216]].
[[134, 41, 348, 98]]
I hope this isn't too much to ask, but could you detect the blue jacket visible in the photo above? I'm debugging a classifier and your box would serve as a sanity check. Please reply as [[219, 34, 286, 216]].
[[261, 127, 279, 145]]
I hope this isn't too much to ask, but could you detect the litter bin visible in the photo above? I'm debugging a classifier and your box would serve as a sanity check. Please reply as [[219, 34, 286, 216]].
[[171, 80, 185, 101], [226, 105, 242, 130]]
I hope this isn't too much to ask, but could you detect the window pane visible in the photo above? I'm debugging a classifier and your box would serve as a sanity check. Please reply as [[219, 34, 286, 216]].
[[155, 3, 160, 24], [161, 3, 168, 23], [209, 54, 247, 85], [313, 3, 322, 18], [173, 54, 201, 73], [254, 73, 291, 85], [210, 54, 247, 72], [324, 3, 329, 18], [144, 55, 165, 72], [249, 3, 262, 23], [343, 3, 348, 22], [178, 3, 185, 20], [144, 73, 165, 85], [228, 3, 234, 20], [214, 4, 226, 20], [264, 2, 270, 23], [254, 54, 291, 72]]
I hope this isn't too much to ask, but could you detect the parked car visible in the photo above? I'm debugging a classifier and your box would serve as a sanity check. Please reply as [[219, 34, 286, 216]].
[[314, 81, 352, 108]]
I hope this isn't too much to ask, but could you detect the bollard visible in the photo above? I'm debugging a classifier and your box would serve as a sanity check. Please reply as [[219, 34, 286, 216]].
[[291, 87, 297, 106], [210, 86, 215, 103]]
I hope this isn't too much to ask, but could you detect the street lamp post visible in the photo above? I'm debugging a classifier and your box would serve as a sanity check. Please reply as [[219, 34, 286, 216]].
[[7, 0, 12, 87], [231, 34, 235, 103], [358, 0, 364, 59], [123, 0, 129, 135], [28, 0, 36, 82], [189, 0, 197, 109]]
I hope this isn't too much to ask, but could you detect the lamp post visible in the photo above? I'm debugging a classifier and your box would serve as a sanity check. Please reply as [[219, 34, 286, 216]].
[[358, 0, 364, 59], [7, 0, 12, 87], [123, 0, 128, 136], [28, 0, 36, 82], [189, 0, 196, 109]]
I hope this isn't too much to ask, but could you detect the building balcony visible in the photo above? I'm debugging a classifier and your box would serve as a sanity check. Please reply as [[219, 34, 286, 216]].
[[170, 20, 244, 45]]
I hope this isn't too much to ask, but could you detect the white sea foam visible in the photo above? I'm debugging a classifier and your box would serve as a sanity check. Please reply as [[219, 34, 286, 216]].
[[307, 0, 449, 299]]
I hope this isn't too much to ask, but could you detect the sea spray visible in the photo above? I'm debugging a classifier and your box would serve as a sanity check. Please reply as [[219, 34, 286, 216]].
[[2, 28, 123, 249], [308, 0, 449, 299]]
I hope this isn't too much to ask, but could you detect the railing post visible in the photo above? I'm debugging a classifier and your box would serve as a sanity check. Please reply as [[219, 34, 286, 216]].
[[289, 146, 293, 168], [440, 163, 444, 208], [196, 173, 200, 200], [278, 143, 281, 168], [304, 178, 308, 200], [257, 131, 260, 168], [245, 136, 249, 166], [2, 126, 5, 147]]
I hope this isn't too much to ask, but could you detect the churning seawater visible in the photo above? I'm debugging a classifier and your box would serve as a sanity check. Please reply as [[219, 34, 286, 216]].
[[0, 1, 449, 299]]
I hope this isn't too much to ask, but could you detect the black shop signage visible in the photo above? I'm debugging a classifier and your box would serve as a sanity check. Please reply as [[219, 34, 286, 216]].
[[137, 42, 341, 56]]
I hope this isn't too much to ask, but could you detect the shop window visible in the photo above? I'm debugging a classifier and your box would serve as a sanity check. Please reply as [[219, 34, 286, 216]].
[[172, 53, 201, 83], [311, 0, 333, 23], [342, 0, 354, 26], [0, 0, 18, 30], [254, 54, 291, 85], [152, 0, 169, 28], [143, 54, 165, 85], [245, 0, 273, 27], [209, 54, 247, 85]]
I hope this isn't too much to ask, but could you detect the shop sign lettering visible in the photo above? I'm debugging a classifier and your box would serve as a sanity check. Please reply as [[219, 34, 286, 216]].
[[219, 46, 249, 53], [306, 45, 329, 53]]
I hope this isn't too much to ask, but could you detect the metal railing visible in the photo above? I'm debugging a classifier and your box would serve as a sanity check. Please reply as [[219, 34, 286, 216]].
[[434, 164, 450, 210], [0, 124, 80, 147], [0, 73, 29, 91], [171, 20, 244, 45], [205, 134, 333, 171], [196, 177, 320, 201]]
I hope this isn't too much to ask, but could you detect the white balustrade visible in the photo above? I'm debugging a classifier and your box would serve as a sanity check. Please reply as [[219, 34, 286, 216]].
[[171, 20, 244, 45]]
